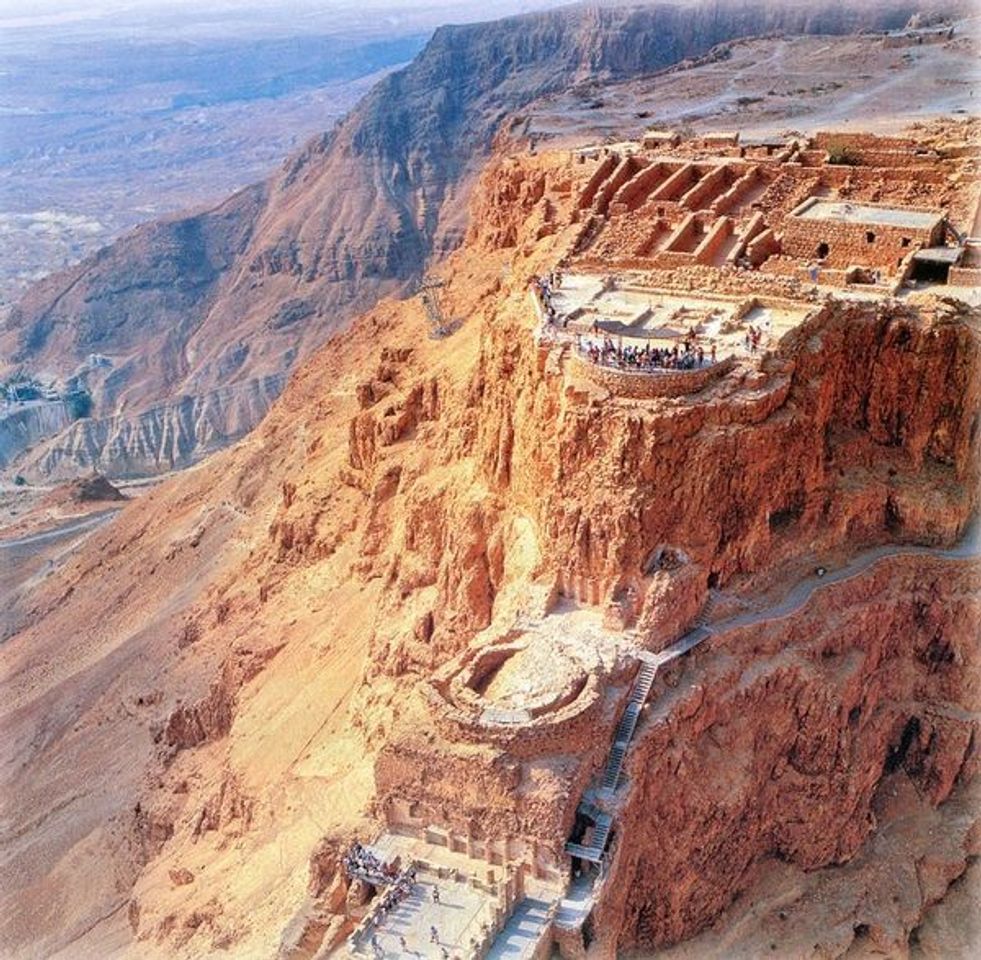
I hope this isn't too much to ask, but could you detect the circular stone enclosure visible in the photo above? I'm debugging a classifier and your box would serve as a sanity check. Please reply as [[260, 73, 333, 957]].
[[455, 641, 588, 718]]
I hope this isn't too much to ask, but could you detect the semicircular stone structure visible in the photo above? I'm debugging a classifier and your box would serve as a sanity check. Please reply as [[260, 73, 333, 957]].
[[424, 625, 623, 760]]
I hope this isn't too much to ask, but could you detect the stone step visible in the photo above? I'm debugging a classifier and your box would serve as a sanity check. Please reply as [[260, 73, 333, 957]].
[[485, 897, 553, 959], [555, 875, 595, 931], [608, 743, 627, 763]]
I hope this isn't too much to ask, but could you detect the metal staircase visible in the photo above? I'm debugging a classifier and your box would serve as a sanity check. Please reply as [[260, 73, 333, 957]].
[[597, 658, 657, 799], [564, 811, 613, 864], [566, 657, 660, 862], [694, 588, 722, 628]]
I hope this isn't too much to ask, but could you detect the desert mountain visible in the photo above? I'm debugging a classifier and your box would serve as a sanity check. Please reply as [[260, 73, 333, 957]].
[[0, 0, 943, 479], [2, 94, 979, 958]]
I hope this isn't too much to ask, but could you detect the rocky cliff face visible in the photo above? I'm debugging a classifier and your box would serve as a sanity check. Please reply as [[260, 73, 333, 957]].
[[0, 400, 72, 470], [16, 372, 286, 480], [0, 0, 936, 479], [2, 137, 977, 958], [602, 553, 979, 954]]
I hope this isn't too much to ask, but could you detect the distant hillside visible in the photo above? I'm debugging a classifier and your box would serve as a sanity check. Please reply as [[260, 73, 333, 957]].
[[0, 0, 945, 479]]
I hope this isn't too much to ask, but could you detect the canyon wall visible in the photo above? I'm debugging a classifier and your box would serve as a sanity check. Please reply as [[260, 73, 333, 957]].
[[0, 400, 72, 471], [601, 551, 979, 954], [13, 373, 286, 480]]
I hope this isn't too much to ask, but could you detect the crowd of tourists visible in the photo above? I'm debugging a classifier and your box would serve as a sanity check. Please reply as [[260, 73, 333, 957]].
[[343, 842, 398, 885], [529, 271, 779, 375], [353, 854, 424, 956], [368, 866, 417, 927], [578, 334, 716, 372]]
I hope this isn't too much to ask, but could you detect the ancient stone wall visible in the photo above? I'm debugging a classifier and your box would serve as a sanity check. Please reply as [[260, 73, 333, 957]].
[[745, 226, 780, 266], [422, 676, 615, 762], [949, 266, 981, 286], [650, 162, 697, 203], [579, 154, 619, 210], [680, 164, 735, 210], [712, 166, 761, 215], [812, 132, 920, 151], [781, 214, 942, 270], [694, 216, 733, 265], [760, 255, 859, 289], [594, 157, 639, 213], [611, 161, 670, 212], [634, 263, 805, 299], [374, 732, 599, 873], [567, 353, 737, 399]]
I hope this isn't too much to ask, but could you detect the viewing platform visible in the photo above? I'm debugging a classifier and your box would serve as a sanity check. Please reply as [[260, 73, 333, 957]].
[[528, 271, 810, 399]]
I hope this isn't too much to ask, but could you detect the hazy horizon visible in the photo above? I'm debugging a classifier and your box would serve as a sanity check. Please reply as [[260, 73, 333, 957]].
[[0, 0, 575, 31]]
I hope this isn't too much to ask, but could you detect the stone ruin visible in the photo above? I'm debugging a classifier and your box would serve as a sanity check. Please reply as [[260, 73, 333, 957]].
[[568, 129, 979, 290], [331, 127, 981, 960]]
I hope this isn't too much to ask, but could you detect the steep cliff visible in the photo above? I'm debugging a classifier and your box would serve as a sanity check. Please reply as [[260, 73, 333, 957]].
[[0, 0, 940, 479], [0, 400, 72, 470], [1, 136, 978, 958], [603, 554, 979, 954]]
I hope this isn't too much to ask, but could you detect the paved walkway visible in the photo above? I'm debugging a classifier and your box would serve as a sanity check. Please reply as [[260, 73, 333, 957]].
[[484, 898, 552, 960], [356, 874, 491, 959], [710, 526, 980, 637], [639, 527, 980, 684], [0, 507, 117, 550]]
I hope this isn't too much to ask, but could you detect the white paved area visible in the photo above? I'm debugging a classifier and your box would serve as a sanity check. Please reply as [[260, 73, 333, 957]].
[[485, 898, 552, 959], [713, 524, 980, 636], [798, 200, 938, 228], [358, 874, 492, 959], [544, 272, 810, 359]]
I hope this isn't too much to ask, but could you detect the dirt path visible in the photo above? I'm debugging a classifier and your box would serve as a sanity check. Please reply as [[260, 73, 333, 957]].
[[0, 507, 117, 551], [0, 508, 119, 640]]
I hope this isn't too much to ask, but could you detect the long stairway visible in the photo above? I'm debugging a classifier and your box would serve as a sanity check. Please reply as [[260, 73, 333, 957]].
[[598, 658, 657, 799], [564, 656, 659, 863], [564, 617, 718, 870]]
